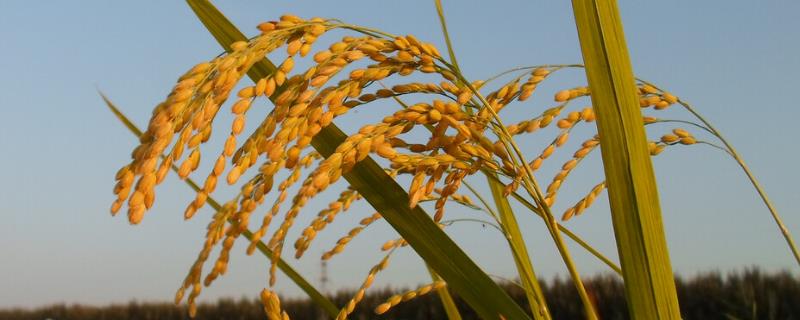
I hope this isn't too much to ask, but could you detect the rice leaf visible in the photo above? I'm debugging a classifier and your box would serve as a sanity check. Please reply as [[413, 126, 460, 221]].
[[571, 1, 681, 318], [426, 265, 463, 320], [488, 176, 551, 319]]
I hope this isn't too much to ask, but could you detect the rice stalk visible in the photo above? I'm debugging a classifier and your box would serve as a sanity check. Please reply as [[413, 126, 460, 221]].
[[489, 176, 551, 319]]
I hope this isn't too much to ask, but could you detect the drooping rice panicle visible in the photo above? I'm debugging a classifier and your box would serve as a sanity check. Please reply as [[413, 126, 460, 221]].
[[321, 212, 383, 260], [112, 11, 793, 319], [292, 187, 362, 258]]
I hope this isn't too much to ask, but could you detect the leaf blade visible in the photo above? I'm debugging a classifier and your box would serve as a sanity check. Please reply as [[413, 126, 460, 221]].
[[571, 1, 681, 318]]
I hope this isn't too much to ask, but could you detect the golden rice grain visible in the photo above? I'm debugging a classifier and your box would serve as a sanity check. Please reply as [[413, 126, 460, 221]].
[[336, 254, 391, 320], [662, 92, 678, 104], [680, 136, 697, 145]]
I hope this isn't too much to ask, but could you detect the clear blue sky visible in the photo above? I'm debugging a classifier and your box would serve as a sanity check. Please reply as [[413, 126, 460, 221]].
[[1, 0, 799, 308]]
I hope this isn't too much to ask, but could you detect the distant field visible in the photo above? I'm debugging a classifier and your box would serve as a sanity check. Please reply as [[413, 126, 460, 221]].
[[2, 269, 797, 320]]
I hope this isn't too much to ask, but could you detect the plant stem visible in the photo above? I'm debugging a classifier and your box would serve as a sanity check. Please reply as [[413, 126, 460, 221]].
[[638, 79, 800, 268], [433, 0, 461, 75]]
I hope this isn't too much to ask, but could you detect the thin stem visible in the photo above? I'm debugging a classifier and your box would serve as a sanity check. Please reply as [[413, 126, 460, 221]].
[[696, 141, 734, 156], [433, 0, 461, 74], [505, 185, 623, 275], [650, 118, 715, 136], [332, 22, 398, 39], [483, 64, 584, 85], [639, 79, 800, 268], [463, 181, 503, 224], [441, 218, 505, 233]]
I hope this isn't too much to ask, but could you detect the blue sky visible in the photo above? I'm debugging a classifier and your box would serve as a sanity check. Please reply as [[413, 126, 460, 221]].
[[1, 0, 798, 308]]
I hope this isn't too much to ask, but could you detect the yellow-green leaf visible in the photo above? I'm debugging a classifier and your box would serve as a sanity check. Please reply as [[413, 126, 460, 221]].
[[571, 0, 681, 318]]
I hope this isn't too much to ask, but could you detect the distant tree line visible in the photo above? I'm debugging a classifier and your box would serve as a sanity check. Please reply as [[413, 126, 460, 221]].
[[2, 268, 797, 319]]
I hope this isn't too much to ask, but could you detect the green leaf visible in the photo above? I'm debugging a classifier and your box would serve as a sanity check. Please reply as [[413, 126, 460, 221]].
[[488, 175, 551, 319], [426, 265, 463, 320], [571, 0, 681, 318], [185, 0, 531, 319]]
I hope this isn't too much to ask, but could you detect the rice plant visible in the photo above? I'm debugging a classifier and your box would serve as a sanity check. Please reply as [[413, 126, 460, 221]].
[[105, 0, 798, 319]]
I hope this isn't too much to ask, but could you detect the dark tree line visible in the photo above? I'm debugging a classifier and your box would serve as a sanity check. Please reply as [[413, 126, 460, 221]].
[[2, 268, 798, 319]]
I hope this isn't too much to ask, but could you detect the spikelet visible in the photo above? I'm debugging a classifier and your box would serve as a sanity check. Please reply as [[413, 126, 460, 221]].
[[544, 136, 599, 204], [321, 212, 383, 260], [293, 187, 363, 258], [174, 200, 238, 316], [636, 82, 680, 110], [374, 281, 447, 315], [562, 181, 606, 221], [659, 128, 696, 146], [336, 254, 391, 320], [260, 289, 290, 320], [554, 86, 590, 102], [527, 109, 580, 172], [518, 67, 552, 101]]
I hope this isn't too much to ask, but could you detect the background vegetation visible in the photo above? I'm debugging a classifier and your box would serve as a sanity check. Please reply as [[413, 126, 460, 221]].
[[2, 269, 797, 320]]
